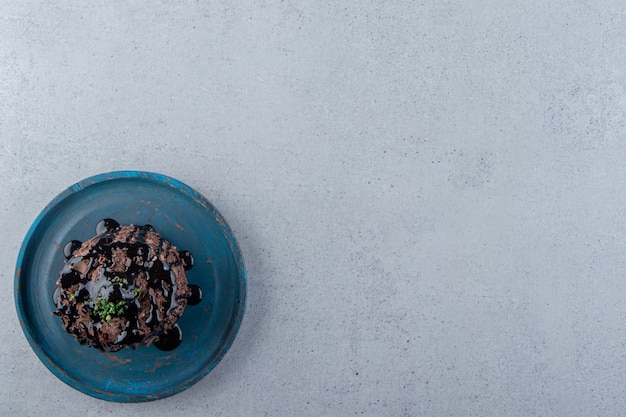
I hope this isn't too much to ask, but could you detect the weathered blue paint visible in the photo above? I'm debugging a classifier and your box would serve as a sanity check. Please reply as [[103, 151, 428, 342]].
[[14, 171, 247, 402]]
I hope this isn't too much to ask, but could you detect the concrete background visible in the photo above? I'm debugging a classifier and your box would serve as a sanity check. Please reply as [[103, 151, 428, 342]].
[[1, 1, 626, 415]]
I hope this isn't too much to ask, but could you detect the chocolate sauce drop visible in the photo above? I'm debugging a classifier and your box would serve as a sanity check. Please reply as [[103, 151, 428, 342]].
[[59, 270, 81, 288], [187, 284, 202, 306], [154, 324, 182, 351], [96, 218, 120, 235], [180, 250, 194, 270], [63, 240, 82, 259]]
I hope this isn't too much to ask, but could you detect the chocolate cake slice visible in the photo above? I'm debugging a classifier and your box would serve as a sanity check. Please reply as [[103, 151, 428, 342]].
[[53, 219, 201, 352]]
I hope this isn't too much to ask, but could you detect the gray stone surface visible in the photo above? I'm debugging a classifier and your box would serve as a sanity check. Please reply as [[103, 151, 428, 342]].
[[1, 0, 626, 415]]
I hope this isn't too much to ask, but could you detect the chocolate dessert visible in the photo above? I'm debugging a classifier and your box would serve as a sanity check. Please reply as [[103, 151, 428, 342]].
[[53, 219, 202, 352]]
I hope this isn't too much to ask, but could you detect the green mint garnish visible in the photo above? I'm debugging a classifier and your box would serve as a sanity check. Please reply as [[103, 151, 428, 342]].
[[112, 275, 129, 286], [93, 298, 128, 323]]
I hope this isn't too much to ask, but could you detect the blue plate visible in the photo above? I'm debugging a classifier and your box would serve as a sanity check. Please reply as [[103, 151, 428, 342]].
[[14, 171, 246, 402]]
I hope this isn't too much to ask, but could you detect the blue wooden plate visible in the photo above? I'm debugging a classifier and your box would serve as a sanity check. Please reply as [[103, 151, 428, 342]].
[[14, 171, 246, 402]]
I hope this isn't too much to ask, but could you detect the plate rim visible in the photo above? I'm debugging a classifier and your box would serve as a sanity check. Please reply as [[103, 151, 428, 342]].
[[14, 170, 247, 402]]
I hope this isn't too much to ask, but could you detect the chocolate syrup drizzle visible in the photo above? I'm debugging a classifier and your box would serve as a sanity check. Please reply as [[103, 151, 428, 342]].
[[53, 219, 202, 352]]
